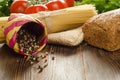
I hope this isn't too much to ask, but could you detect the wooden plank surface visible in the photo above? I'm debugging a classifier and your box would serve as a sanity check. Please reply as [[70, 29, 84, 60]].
[[0, 43, 120, 80]]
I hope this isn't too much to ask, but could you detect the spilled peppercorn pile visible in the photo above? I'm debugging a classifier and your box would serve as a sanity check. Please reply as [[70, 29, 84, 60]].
[[16, 26, 56, 73], [16, 51, 49, 73]]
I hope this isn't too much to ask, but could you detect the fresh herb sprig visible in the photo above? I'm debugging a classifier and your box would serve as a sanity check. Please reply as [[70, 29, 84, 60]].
[[0, 0, 13, 17], [76, 0, 120, 13]]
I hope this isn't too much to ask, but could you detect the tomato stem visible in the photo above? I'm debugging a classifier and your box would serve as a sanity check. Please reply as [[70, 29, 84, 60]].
[[29, 0, 50, 5]]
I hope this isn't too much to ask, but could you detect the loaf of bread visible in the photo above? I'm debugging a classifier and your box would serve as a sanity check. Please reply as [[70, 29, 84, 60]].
[[82, 9, 120, 51]]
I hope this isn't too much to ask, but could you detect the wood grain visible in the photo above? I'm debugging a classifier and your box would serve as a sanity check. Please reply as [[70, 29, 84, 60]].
[[0, 43, 120, 80]]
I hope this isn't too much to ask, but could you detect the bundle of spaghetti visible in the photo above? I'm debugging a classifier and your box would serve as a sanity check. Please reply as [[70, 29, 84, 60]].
[[31, 4, 97, 33], [0, 17, 8, 43]]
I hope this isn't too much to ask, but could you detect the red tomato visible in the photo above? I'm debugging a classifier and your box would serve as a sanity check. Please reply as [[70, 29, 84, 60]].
[[24, 5, 48, 14], [10, 0, 28, 13], [13, 0, 28, 1], [45, 0, 68, 11], [64, 0, 74, 7]]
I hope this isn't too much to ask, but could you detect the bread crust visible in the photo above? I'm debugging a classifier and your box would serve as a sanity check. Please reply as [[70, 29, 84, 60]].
[[82, 9, 120, 51]]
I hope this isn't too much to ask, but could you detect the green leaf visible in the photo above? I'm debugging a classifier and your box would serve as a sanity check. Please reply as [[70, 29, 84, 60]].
[[0, 0, 13, 17], [76, 0, 120, 13]]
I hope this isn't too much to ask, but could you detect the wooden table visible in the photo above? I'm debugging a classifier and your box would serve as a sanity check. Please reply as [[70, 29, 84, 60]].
[[0, 43, 120, 80]]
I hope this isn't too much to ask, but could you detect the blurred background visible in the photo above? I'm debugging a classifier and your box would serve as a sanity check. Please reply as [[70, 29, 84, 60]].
[[0, 0, 120, 17]]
